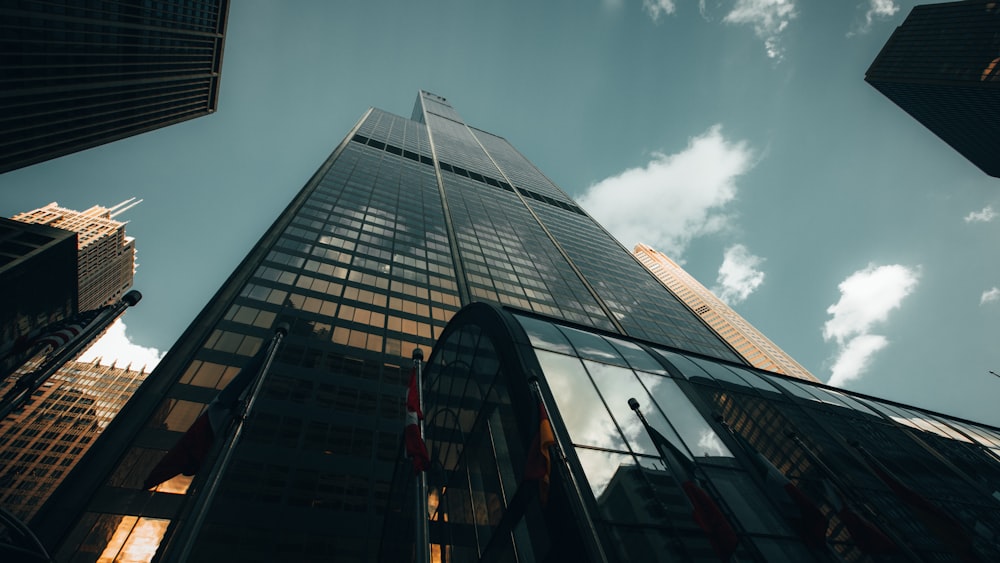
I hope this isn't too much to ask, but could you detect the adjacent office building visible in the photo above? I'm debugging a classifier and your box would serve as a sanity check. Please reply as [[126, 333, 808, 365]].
[[0, 0, 230, 174], [31, 92, 1000, 563], [634, 243, 818, 382], [12, 200, 138, 311], [0, 217, 77, 378], [0, 359, 148, 522], [865, 1, 1000, 177]]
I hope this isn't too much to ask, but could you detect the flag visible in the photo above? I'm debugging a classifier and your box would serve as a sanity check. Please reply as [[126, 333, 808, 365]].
[[644, 420, 738, 561], [729, 431, 828, 548], [523, 401, 556, 504], [143, 346, 269, 489], [822, 480, 896, 555], [855, 445, 978, 561], [32, 307, 108, 358], [404, 367, 429, 473]]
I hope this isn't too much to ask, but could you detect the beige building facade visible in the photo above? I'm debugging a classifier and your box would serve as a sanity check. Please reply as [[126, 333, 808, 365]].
[[634, 243, 819, 382], [0, 359, 148, 521], [13, 201, 138, 311]]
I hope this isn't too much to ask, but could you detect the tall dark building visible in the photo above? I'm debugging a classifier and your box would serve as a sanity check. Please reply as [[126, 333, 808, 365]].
[[32, 91, 744, 562], [0, 0, 230, 174], [0, 217, 77, 378], [865, 1, 1000, 177]]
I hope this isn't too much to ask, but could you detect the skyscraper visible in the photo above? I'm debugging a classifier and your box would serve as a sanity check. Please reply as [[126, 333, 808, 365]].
[[32, 91, 745, 561], [865, 1, 1000, 177], [0, 217, 77, 378], [0, 359, 148, 522], [0, 0, 230, 174], [634, 243, 818, 382], [12, 200, 138, 311]]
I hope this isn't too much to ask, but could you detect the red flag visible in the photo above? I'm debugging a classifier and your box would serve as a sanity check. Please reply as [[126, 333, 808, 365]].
[[729, 431, 827, 547], [644, 421, 738, 561], [821, 480, 896, 555], [143, 346, 268, 489], [405, 367, 429, 473], [523, 401, 556, 503], [857, 447, 977, 561]]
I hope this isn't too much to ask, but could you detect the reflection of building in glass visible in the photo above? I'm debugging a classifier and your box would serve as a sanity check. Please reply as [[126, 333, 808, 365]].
[[865, 1, 1000, 177], [381, 303, 1000, 562], [12, 201, 138, 311], [0, 359, 147, 521], [634, 243, 819, 382], [0, 217, 77, 378], [0, 0, 230, 173], [33, 92, 744, 562]]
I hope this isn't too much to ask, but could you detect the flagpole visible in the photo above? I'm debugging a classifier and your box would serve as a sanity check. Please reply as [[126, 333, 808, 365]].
[[412, 347, 430, 563], [0, 290, 141, 420], [528, 377, 609, 563], [788, 433, 918, 560], [167, 323, 288, 563]]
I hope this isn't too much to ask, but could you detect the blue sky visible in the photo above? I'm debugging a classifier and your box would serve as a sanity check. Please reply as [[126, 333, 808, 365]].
[[3, 0, 999, 426]]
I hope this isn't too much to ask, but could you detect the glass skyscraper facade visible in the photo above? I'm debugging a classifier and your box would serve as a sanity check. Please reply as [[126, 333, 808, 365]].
[[34, 91, 743, 562], [0, 0, 230, 173], [382, 304, 1000, 562], [865, 1, 1000, 177]]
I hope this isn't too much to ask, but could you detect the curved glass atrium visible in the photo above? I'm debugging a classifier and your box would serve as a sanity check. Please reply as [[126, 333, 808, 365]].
[[382, 302, 1000, 563]]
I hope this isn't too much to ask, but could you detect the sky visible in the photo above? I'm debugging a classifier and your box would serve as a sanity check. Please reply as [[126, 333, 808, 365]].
[[3, 0, 999, 426]]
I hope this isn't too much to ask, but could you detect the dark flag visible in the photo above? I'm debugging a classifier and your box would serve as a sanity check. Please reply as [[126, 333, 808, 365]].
[[404, 367, 429, 473], [853, 444, 979, 562], [821, 480, 896, 555], [12, 307, 109, 363], [143, 346, 269, 489], [523, 401, 556, 504], [643, 419, 738, 561], [727, 430, 828, 548]]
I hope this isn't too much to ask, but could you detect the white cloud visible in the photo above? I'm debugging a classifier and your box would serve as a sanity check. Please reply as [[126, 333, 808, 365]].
[[579, 124, 754, 257], [982, 287, 1000, 305], [852, 0, 899, 35], [823, 264, 919, 386], [713, 244, 765, 305], [78, 319, 164, 372], [828, 334, 888, 387], [723, 0, 797, 60], [642, 0, 677, 21], [964, 205, 997, 223]]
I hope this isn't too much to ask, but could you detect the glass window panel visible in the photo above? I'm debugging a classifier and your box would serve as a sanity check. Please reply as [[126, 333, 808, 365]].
[[100, 516, 170, 563], [685, 356, 753, 388], [604, 336, 667, 374], [512, 314, 572, 354], [725, 366, 786, 393], [534, 350, 625, 451], [636, 372, 732, 459], [583, 360, 658, 456], [162, 400, 203, 431], [863, 400, 971, 442], [574, 447, 633, 498], [556, 325, 624, 365]]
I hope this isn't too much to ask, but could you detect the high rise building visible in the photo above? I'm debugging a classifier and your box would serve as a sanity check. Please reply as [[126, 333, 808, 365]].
[[31, 91, 745, 562], [865, 1, 1000, 177], [29, 91, 1000, 563], [12, 200, 138, 311], [634, 243, 819, 382], [0, 0, 230, 174], [0, 217, 77, 378], [0, 359, 148, 522]]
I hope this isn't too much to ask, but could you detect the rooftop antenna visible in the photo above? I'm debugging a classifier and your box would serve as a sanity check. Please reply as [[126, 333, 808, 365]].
[[109, 198, 142, 218]]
